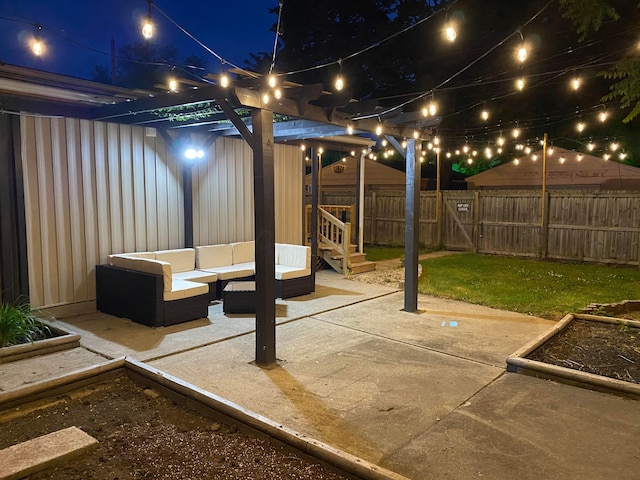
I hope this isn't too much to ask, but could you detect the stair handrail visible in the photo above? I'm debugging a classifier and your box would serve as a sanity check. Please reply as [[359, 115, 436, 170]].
[[318, 206, 351, 273]]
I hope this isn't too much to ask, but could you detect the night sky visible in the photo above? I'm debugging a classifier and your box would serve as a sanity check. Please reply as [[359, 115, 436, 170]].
[[0, 0, 276, 80]]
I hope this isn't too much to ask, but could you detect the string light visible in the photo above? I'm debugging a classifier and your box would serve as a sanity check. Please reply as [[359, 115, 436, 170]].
[[610, 141, 619, 151], [262, 92, 270, 104], [514, 158, 520, 165], [31, 24, 44, 56], [571, 77, 581, 91], [481, 109, 489, 121], [445, 24, 457, 42], [599, 110, 608, 122], [142, 0, 153, 39], [619, 152, 627, 160], [588, 140, 595, 151], [524, 146, 531, 154], [300, 144, 306, 151], [516, 77, 526, 91], [347, 124, 354, 135], [413, 130, 419, 139], [496, 135, 505, 146], [268, 74, 277, 88], [548, 145, 554, 155], [577, 153, 582, 161], [517, 45, 528, 63], [512, 127, 521, 138], [220, 72, 230, 88], [335, 59, 345, 91], [274, 88, 282, 99], [576, 121, 585, 133], [375, 122, 382, 136], [532, 154, 538, 161], [168, 78, 178, 92], [559, 156, 566, 164], [603, 153, 610, 161]]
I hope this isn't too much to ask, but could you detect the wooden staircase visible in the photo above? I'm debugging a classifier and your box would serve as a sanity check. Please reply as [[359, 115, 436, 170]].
[[306, 205, 376, 276]]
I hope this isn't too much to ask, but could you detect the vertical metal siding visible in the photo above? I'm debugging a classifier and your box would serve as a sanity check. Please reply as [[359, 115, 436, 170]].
[[21, 116, 184, 308]]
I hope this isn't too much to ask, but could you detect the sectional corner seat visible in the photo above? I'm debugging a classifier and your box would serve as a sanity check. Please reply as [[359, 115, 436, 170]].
[[96, 242, 313, 327]]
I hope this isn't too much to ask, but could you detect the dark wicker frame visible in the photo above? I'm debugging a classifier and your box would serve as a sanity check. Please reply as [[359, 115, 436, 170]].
[[96, 264, 209, 327], [276, 275, 314, 299]]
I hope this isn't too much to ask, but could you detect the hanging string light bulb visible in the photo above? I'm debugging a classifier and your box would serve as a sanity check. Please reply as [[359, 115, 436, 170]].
[[168, 78, 178, 93], [274, 88, 282, 99], [516, 31, 528, 63], [603, 153, 610, 161], [571, 76, 581, 91], [445, 23, 457, 42], [588, 139, 595, 151], [262, 92, 270, 104], [220, 70, 230, 88], [576, 121, 586, 133], [375, 120, 383, 136], [31, 25, 44, 56], [577, 153, 583, 161], [516, 77, 526, 91], [610, 141, 619, 151], [497, 134, 505, 146], [142, 0, 154, 39], [512, 126, 521, 138], [334, 59, 344, 91], [347, 124, 354, 135], [599, 110, 608, 122], [481, 109, 489, 121], [268, 74, 277, 88]]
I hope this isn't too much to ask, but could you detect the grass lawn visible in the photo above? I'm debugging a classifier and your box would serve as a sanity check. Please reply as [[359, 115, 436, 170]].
[[364, 245, 435, 262], [418, 253, 640, 320]]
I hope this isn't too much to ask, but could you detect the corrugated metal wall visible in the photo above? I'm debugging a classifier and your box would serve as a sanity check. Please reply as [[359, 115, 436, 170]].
[[21, 116, 184, 308], [20, 120, 303, 309], [192, 137, 303, 246]]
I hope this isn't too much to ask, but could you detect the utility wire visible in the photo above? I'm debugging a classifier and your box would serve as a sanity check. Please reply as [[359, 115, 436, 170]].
[[269, 0, 284, 75]]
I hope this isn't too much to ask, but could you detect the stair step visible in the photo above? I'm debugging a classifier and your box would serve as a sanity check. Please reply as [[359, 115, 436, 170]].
[[350, 261, 377, 274]]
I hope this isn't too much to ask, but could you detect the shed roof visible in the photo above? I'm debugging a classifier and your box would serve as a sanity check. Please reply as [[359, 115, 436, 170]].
[[306, 156, 405, 188], [466, 147, 640, 190]]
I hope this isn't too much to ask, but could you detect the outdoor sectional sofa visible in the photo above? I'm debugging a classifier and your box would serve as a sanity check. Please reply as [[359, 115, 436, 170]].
[[96, 242, 312, 327]]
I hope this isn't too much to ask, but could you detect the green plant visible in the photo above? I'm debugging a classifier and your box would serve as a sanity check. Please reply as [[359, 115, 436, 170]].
[[0, 297, 50, 347]]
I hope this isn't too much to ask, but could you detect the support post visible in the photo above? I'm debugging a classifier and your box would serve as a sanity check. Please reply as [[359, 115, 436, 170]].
[[436, 147, 442, 246], [183, 165, 193, 248], [357, 152, 365, 253], [0, 114, 29, 303], [310, 147, 318, 287], [252, 109, 276, 366], [404, 138, 420, 312]]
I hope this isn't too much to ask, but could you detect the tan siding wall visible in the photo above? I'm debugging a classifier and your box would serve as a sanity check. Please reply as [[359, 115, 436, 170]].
[[21, 117, 184, 308], [193, 137, 303, 246]]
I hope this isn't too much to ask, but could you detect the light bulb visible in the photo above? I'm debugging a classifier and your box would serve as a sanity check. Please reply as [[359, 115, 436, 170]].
[[467, 158, 473, 165], [318, 147, 324, 154], [577, 154, 582, 161], [428, 101, 437, 116], [381, 139, 388, 147], [262, 92, 270, 104], [31, 39, 43, 56], [169, 78, 178, 92], [577, 121, 585, 133], [220, 73, 229, 88], [571, 78, 581, 90], [446, 152, 452, 158], [445, 25, 457, 42], [485, 147, 492, 158], [517, 46, 528, 63], [268, 75, 277, 88], [455, 149, 460, 155], [548, 147, 554, 155], [413, 130, 419, 139], [375, 124, 382, 136], [300, 144, 306, 151], [603, 153, 610, 161], [142, 16, 153, 39], [497, 147, 503, 154], [532, 154, 538, 161], [497, 136, 505, 146], [516, 78, 525, 91], [462, 145, 469, 153], [619, 152, 627, 160], [421, 106, 429, 117], [401, 139, 407, 149], [481, 110, 489, 121], [588, 141, 595, 151], [524, 146, 531, 154], [472, 150, 478, 157], [433, 136, 440, 145], [610, 142, 619, 151], [514, 158, 520, 165], [335, 75, 344, 91], [512, 128, 520, 138], [347, 124, 354, 135], [599, 111, 608, 122], [559, 156, 566, 164], [427, 142, 433, 150], [274, 88, 282, 99]]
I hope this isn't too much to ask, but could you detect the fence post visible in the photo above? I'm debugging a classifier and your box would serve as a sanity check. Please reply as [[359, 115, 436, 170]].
[[473, 190, 480, 253], [371, 191, 377, 244], [436, 190, 443, 246], [541, 191, 550, 259]]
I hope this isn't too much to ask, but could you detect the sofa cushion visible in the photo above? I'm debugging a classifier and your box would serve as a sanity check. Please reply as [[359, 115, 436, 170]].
[[200, 263, 255, 281], [276, 244, 311, 269], [108, 252, 156, 264], [231, 241, 255, 264], [275, 265, 311, 280], [173, 270, 218, 283], [196, 244, 233, 269], [164, 279, 209, 301], [155, 248, 196, 273], [110, 256, 173, 292]]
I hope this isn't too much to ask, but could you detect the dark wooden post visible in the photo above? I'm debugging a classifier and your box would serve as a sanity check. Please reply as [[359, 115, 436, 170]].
[[252, 108, 276, 365], [404, 138, 420, 312], [0, 114, 29, 303], [183, 165, 194, 248], [310, 147, 318, 286]]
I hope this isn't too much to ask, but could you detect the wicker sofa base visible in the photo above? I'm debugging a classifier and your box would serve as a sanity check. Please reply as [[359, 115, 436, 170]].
[[96, 264, 209, 327], [277, 275, 314, 299]]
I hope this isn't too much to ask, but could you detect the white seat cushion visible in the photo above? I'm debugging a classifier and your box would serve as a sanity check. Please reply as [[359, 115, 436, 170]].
[[155, 248, 196, 273], [275, 265, 311, 280], [109, 256, 173, 292], [108, 252, 156, 263], [164, 279, 208, 301], [276, 244, 311, 269], [196, 244, 233, 269], [173, 270, 218, 283], [231, 241, 255, 264], [201, 262, 255, 280]]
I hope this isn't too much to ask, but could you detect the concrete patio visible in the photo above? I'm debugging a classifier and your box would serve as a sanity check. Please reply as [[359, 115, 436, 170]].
[[2, 269, 639, 479]]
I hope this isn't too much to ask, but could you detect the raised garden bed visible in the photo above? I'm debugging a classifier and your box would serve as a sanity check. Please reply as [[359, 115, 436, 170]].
[[0, 358, 406, 480], [0, 320, 79, 364], [507, 313, 640, 398]]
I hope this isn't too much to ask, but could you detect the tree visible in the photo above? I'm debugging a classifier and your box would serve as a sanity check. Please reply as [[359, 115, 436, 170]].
[[559, 0, 640, 122]]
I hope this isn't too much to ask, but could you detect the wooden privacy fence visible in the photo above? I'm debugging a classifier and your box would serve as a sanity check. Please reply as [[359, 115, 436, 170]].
[[306, 190, 640, 267]]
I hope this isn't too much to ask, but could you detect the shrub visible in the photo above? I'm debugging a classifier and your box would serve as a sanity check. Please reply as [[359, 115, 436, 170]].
[[0, 297, 50, 347]]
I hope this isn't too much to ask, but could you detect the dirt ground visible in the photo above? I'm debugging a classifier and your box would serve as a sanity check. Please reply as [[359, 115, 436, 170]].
[[529, 318, 640, 384], [0, 374, 355, 480]]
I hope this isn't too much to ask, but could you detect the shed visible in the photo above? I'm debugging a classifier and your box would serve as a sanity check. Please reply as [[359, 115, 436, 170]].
[[305, 156, 406, 192], [466, 148, 640, 190]]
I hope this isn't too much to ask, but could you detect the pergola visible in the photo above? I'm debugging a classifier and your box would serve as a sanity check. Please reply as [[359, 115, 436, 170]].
[[0, 64, 439, 365]]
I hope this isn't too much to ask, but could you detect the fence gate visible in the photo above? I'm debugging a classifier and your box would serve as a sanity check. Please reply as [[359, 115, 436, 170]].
[[441, 192, 476, 251]]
